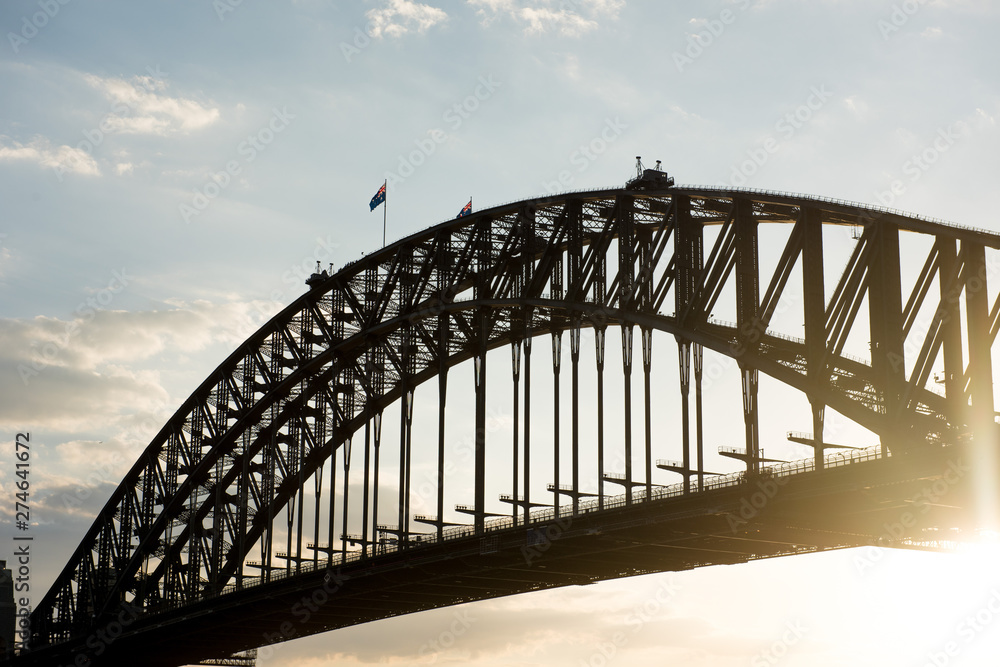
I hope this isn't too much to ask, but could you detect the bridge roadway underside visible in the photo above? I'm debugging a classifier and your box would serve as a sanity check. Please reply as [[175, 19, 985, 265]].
[[27, 444, 981, 667]]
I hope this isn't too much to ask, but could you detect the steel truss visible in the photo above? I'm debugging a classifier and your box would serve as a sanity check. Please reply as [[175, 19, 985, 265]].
[[27, 186, 1000, 656]]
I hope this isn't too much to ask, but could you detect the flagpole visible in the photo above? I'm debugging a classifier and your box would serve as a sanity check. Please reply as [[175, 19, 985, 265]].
[[382, 179, 387, 248]]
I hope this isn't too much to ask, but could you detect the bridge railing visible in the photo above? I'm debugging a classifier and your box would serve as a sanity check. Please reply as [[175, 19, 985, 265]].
[[674, 184, 992, 236], [476, 183, 988, 239], [198, 445, 886, 607]]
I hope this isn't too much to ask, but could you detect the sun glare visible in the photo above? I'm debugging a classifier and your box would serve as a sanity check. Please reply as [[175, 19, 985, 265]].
[[864, 536, 1000, 666]]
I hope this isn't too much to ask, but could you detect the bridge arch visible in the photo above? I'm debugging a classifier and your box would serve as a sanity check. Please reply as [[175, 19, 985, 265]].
[[27, 185, 1000, 661]]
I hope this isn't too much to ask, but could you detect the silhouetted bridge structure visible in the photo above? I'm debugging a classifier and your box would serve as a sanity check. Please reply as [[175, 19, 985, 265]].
[[10, 175, 1000, 666]]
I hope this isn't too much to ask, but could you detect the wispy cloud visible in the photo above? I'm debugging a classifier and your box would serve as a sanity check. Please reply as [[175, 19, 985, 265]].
[[0, 135, 100, 176], [0, 298, 281, 432], [366, 0, 449, 38], [83, 73, 220, 135], [468, 0, 624, 36]]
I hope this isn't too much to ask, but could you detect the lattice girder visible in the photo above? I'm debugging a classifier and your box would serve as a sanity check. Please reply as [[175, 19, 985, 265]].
[[31, 187, 1000, 648]]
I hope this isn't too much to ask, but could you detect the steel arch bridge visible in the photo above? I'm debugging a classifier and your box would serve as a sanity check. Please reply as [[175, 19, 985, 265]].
[[14, 178, 1000, 666]]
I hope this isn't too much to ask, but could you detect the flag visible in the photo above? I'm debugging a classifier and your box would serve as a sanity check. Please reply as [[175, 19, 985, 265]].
[[457, 198, 472, 218], [369, 182, 386, 211]]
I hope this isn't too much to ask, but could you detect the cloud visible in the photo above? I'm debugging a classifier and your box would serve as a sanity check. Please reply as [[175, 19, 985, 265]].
[[0, 135, 100, 176], [289, 598, 620, 664], [467, 0, 624, 36], [975, 107, 996, 127], [0, 298, 284, 433], [844, 95, 870, 119], [0, 296, 292, 535], [366, 0, 448, 38], [83, 73, 220, 135], [519, 7, 594, 35], [667, 103, 707, 124], [254, 574, 766, 667], [0, 71, 217, 177]]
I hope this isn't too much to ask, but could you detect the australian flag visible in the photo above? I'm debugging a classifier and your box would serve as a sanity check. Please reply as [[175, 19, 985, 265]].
[[369, 182, 386, 211], [457, 199, 472, 218]]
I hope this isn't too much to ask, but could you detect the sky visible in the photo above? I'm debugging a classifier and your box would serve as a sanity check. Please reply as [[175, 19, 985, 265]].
[[3, 0, 1000, 665]]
